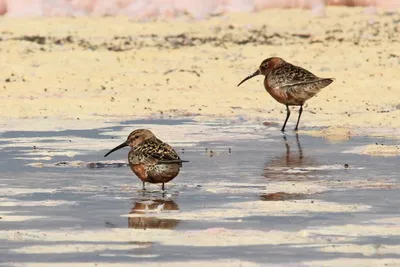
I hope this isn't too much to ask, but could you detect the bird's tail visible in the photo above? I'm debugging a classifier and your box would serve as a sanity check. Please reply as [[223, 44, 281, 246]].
[[320, 78, 334, 87], [300, 78, 334, 96]]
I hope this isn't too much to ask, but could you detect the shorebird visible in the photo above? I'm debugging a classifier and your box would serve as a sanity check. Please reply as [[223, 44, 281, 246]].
[[238, 57, 334, 131], [104, 129, 188, 191]]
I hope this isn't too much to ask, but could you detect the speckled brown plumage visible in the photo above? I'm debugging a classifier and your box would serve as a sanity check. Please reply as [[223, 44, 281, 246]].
[[104, 129, 188, 191], [238, 57, 334, 131]]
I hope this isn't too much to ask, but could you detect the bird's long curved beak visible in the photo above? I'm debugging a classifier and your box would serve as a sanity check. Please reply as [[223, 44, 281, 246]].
[[237, 69, 261, 87], [104, 141, 128, 157]]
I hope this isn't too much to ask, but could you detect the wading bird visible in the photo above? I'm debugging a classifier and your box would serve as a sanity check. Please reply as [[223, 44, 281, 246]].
[[238, 57, 334, 131], [104, 129, 188, 191]]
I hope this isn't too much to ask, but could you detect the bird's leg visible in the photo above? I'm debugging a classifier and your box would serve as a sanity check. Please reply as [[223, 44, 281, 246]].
[[281, 104, 291, 132], [294, 105, 303, 131], [142, 181, 146, 191], [162, 183, 165, 191]]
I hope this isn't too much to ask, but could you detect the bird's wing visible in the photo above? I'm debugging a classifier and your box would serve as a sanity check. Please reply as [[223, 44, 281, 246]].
[[131, 140, 186, 166], [268, 63, 333, 99], [280, 78, 333, 92], [268, 63, 319, 90]]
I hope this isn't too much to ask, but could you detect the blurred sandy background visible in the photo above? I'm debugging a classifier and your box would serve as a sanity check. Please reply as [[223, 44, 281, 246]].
[[0, 1, 399, 138], [0, 0, 399, 17]]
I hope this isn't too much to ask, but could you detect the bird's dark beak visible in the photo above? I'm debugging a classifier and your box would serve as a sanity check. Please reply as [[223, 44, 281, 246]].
[[104, 141, 129, 157], [237, 69, 261, 87]]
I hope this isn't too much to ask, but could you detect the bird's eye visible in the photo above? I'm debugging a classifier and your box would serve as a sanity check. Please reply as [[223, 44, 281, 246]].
[[135, 135, 139, 139]]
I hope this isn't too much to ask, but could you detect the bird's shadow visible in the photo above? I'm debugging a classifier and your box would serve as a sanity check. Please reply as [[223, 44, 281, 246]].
[[263, 133, 317, 181], [127, 198, 181, 230], [283, 133, 304, 162]]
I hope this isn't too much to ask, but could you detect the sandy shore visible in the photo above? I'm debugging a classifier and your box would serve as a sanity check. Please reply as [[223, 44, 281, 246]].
[[0, 7, 399, 136], [1, 8, 400, 266]]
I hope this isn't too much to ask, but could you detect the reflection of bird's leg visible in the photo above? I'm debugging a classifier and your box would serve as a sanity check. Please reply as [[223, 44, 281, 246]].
[[282, 134, 290, 165], [281, 104, 291, 132], [294, 105, 303, 131], [295, 133, 303, 159]]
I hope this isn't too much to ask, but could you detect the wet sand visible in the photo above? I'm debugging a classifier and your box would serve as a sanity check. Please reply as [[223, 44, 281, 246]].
[[1, 120, 400, 266], [0, 7, 399, 138]]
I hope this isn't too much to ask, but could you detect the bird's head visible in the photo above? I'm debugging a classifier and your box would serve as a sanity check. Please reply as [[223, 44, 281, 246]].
[[237, 57, 286, 86], [104, 129, 155, 157]]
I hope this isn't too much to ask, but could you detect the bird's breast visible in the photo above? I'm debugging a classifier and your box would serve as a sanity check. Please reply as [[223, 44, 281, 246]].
[[128, 150, 142, 165], [130, 164, 148, 181], [264, 79, 288, 105]]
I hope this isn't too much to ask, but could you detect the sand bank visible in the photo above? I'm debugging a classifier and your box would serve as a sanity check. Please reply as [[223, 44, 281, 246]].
[[0, 7, 399, 138]]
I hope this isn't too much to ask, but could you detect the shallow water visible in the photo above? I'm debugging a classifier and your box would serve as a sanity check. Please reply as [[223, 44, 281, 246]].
[[1, 119, 399, 266]]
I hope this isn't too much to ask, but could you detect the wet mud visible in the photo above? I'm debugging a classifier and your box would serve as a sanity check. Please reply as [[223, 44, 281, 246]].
[[1, 119, 399, 266]]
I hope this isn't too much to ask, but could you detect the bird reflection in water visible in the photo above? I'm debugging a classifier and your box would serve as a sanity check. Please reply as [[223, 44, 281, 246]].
[[263, 133, 317, 181], [128, 199, 181, 230]]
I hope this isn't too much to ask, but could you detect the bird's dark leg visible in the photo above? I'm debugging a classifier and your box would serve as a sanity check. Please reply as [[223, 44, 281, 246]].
[[294, 105, 303, 131], [281, 104, 291, 132], [142, 181, 146, 191], [162, 183, 165, 191]]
